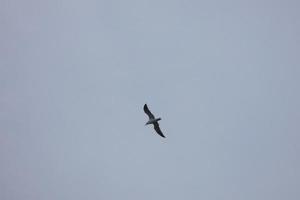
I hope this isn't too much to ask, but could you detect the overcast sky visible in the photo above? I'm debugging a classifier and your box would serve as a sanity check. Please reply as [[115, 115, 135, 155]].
[[1, 0, 300, 200]]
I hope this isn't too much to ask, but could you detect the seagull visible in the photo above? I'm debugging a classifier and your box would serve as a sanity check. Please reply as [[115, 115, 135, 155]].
[[143, 104, 165, 138]]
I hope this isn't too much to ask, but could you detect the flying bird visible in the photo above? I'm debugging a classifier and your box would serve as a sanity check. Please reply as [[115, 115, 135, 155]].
[[143, 104, 165, 138]]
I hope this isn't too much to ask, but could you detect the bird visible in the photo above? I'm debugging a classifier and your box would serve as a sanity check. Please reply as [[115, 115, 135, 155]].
[[143, 104, 165, 138]]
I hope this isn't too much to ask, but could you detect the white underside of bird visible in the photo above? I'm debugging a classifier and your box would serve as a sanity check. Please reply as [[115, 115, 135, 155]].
[[145, 118, 161, 125]]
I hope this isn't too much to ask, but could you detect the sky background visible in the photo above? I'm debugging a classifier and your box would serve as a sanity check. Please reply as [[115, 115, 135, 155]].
[[1, 0, 300, 199]]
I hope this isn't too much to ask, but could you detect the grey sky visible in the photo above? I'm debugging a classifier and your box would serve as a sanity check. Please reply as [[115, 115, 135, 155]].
[[1, 0, 300, 199]]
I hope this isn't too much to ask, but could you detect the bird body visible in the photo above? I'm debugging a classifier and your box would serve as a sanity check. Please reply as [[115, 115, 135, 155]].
[[145, 118, 161, 125], [143, 104, 165, 138]]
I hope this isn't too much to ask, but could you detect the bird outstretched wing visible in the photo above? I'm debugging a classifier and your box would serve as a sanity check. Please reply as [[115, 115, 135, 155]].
[[153, 122, 165, 138], [143, 104, 155, 119]]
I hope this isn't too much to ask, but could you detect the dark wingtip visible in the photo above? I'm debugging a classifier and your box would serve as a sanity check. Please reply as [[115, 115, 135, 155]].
[[143, 104, 148, 111]]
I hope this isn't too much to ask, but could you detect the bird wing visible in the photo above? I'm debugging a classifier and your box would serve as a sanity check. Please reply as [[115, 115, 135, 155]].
[[143, 104, 155, 119], [153, 122, 165, 138]]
